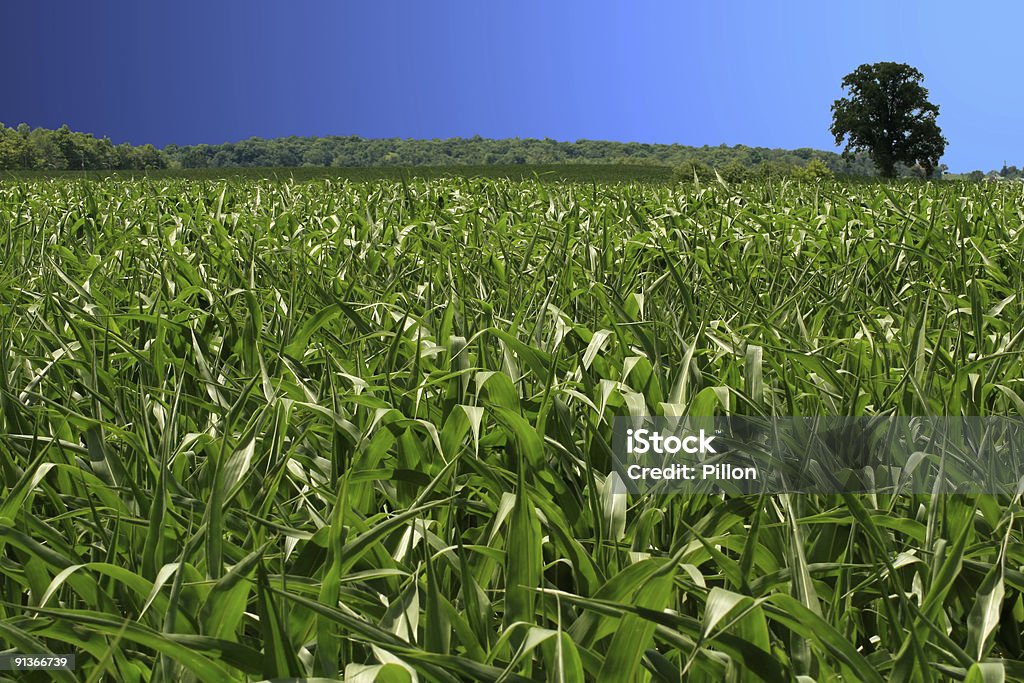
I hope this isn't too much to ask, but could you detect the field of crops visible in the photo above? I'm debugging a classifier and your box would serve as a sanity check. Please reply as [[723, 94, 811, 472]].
[[2, 175, 1024, 682]]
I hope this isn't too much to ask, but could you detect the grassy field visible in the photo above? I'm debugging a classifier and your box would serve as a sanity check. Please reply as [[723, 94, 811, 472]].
[[2, 174, 1024, 681]]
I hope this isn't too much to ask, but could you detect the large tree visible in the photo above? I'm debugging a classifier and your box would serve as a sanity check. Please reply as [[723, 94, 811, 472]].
[[830, 62, 947, 178]]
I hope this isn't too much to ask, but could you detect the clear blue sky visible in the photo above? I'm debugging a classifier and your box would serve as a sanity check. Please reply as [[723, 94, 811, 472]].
[[1, 1, 1019, 172]]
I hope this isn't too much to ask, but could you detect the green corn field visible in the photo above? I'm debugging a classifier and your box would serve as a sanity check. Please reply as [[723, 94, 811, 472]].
[[2, 175, 1024, 681]]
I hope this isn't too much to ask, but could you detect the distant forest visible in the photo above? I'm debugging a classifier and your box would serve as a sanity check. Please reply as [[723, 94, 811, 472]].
[[0, 123, 166, 170], [0, 121, 961, 176], [162, 135, 880, 175]]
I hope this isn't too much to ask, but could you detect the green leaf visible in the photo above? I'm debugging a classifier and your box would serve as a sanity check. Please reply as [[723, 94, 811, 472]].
[[256, 562, 303, 679]]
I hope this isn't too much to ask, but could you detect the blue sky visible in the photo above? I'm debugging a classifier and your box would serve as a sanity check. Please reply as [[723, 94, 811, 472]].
[[1, 1, 1019, 172]]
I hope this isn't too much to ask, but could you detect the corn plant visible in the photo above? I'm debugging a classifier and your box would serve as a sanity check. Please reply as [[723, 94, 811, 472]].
[[2, 176, 1024, 681]]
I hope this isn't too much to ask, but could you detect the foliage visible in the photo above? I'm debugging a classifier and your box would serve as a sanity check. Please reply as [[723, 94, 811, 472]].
[[998, 164, 1024, 180], [716, 160, 753, 183], [3, 176, 1024, 681], [753, 160, 796, 180], [162, 135, 879, 175], [671, 160, 714, 182], [673, 158, 834, 184], [830, 62, 947, 178], [10, 122, 1024, 181], [790, 159, 834, 181], [0, 123, 166, 171], [2, 163, 679, 184], [0, 122, 908, 177]]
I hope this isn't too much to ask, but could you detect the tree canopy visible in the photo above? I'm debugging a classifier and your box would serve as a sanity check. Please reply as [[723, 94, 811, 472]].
[[2, 121, 967, 178], [161, 137, 872, 172], [2, 125, 878, 175], [0, 123, 166, 171], [830, 62, 947, 178]]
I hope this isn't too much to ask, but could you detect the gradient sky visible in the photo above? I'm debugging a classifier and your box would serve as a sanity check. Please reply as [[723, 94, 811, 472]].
[[1, 1, 1020, 172]]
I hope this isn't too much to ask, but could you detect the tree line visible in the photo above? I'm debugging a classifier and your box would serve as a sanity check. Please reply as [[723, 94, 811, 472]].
[[0, 123, 166, 171], [162, 135, 879, 175], [3, 122, 881, 175], [3, 121, 996, 178]]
